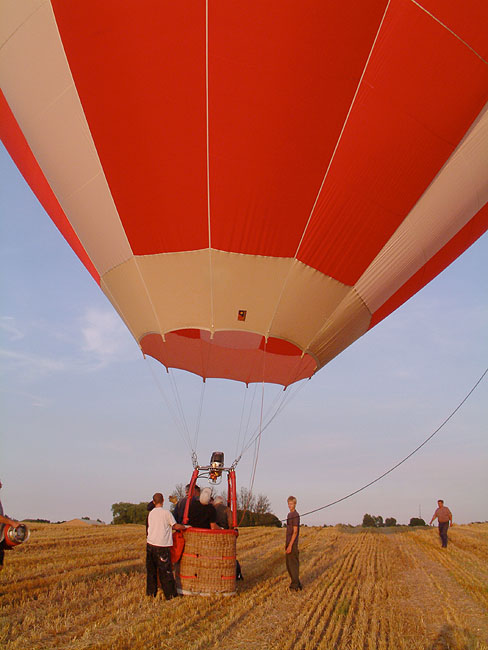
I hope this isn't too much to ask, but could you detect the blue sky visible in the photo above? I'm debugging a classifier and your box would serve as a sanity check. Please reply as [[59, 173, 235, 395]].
[[1, 142, 487, 526]]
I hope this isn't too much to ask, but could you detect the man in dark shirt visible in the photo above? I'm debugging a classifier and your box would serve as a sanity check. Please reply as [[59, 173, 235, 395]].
[[174, 485, 200, 524], [285, 495, 302, 591], [174, 484, 191, 524], [188, 487, 218, 529]]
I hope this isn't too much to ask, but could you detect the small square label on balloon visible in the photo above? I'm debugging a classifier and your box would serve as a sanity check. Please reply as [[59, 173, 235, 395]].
[[237, 310, 247, 321]]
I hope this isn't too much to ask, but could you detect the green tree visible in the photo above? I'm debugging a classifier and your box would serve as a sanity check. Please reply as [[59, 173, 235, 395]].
[[111, 502, 149, 525], [385, 517, 397, 527], [236, 510, 281, 527], [362, 513, 376, 527], [409, 517, 426, 527]]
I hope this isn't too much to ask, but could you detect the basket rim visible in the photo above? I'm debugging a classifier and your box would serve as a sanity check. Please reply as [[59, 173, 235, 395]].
[[185, 527, 238, 536]]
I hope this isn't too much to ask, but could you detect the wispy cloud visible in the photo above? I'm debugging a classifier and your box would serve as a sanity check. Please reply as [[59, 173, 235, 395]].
[[0, 316, 24, 341], [0, 387, 50, 408], [0, 348, 66, 374], [80, 308, 139, 369], [0, 308, 139, 387]]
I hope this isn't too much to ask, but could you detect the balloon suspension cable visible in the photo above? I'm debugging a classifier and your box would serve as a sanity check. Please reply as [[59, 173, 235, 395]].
[[231, 377, 308, 469], [237, 373, 266, 526], [168, 368, 191, 441], [234, 381, 258, 462], [234, 380, 252, 460], [146, 359, 208, 465], [145, 358, 195, 455], [192, 379, 207, 452], [293, 366, 488, 522]]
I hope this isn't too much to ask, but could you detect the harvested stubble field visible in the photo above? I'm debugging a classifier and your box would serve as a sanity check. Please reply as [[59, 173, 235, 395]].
[[1, 523, 487, 650]]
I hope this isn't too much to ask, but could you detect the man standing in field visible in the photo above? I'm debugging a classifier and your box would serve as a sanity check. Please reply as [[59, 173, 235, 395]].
[[285, 496, 302, 591], [146, 492, 185, 599], [429, 499, 453, 548], [0, 479, 20, 570]]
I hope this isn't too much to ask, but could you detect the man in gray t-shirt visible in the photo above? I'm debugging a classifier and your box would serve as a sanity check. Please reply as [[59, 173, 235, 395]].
[[285, 496, 302, 591]]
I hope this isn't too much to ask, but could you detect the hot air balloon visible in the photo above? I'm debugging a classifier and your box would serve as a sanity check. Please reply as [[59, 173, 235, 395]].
[[2, 0, 487, 597], [1, 0, 487, 390]]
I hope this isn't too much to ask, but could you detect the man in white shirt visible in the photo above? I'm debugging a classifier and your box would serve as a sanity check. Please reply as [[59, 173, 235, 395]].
[[146, 492, 185, 599]]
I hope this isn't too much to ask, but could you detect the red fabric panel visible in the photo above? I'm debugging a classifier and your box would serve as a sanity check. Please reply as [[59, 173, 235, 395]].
[[297, 0, 488, 285], [141, 330, 316, 386], [0, 90, 100, 284], [369, 204, 488, 328], [174, 329, 202, 340], [259, 337, 302, 356], [419, 0, 488, 61], [52, 0, 208, 254], [209, 0, 388, 256]]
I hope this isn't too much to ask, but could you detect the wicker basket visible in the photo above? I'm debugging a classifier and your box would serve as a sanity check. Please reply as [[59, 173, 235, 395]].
[[177, 528, 238, 596]]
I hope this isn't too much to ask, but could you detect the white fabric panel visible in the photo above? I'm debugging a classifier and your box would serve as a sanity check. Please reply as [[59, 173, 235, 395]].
[[211, 252, 294, 337], [0, 0, 45, 49], [269, 260, 351, 347], [307, 289, 372, 367], [356, 102, 488, 312], [101, 251, 354, 355], [0, 0, 132, 275], [101, 251, 212, 342]]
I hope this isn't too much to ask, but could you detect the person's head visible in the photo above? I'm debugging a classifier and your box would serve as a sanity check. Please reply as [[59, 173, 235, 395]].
[[437, 499, 444, 507], [153, 493, 164, 506], [194, 485, 201, 497], [287, 496, 297, 511], [185, 483, 191, 495], [213, 495, 225, 506], [200, 487, 212, 505]]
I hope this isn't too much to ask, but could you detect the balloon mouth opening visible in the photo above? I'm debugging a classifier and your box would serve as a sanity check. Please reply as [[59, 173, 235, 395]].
[[140, 329, 317, 386]]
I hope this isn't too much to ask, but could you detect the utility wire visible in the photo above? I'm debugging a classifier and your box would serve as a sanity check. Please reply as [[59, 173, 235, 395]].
[[296, 366, 488, 521]]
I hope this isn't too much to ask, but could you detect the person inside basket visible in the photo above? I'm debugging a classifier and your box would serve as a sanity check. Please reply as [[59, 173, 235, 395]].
[[213, 495, 233, 530], [146, 492, 185, 599], [174, 483, 200, 524], [212, 495, 243, 580], [188, 487, 218, 529]]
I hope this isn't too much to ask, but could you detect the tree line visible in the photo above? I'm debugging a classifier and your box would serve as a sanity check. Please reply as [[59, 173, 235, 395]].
[[111, 486, 281, 527], [362, 513, 427, 527]]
